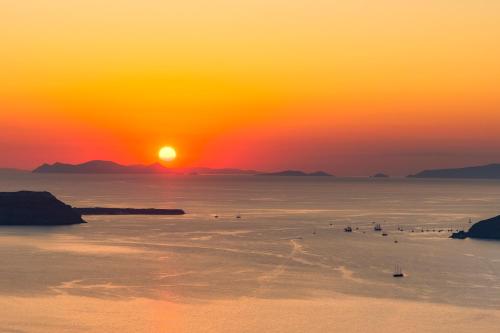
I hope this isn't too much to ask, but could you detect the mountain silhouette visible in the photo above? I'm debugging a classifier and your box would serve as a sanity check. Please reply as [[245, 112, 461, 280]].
[[32, 160, 259, 175], [371, 173, 389, 178], [408, 163, 500, 179], [257, 170, 334, 177], [33, 160, 169, 174]]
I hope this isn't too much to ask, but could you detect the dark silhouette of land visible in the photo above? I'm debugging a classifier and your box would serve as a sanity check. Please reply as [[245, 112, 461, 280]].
[[257, 170, 334, 177], [409, 163, 500, 179], [75, 207, 185, 215], [371, 173, 389, 178], [451, 215, 500, 240], [0, 191, 85, 225], [33, 160, 169, 174], [33, 160, 259, 175], [0, 191, 186, 226], [183, 167, 259, 175]]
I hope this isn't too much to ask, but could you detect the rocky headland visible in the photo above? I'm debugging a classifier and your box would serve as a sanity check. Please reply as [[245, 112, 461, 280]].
[[0, 191, 85, 225], [0, 191, 185, 226], [451, 215, 500, 240]]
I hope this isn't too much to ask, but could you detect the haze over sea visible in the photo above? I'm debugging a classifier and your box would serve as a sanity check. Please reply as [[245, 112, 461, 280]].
[[1, 171, 500, 332]]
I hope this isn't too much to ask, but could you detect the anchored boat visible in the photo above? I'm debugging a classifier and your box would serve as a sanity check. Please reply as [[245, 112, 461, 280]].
[[393, 264, 404, 278]]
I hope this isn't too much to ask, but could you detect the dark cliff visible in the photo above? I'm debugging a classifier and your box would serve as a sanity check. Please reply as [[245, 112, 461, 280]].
[[0, 191, 85, 225], [451, 215, 500, 240], [467, 215, 500, 239]]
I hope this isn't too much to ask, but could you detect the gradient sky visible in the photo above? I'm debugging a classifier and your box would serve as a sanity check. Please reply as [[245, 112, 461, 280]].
[[1, 0, 500, 175]]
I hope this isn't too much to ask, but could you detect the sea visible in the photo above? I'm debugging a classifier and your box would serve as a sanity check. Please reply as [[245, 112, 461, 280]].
[[0, 171, 499, 332]]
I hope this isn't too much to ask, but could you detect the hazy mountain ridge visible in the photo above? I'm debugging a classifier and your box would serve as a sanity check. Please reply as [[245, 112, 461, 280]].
[[33, 160, 168, 174], [32, 160, 259, 175], [371, 173, 389, 178], [184, 167, 259, 175], [257, 170, 334, 177], [408, 163, 500, 179]]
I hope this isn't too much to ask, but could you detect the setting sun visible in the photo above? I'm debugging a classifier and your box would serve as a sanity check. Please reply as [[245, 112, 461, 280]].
[[158, 146, 177, 162], [2, 2, 500, 332]]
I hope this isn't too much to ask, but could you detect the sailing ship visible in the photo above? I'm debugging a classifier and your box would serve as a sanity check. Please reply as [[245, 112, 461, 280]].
[[344, 226, 353, 232], [393, 264, 404, 278], [374, 224, 382, 231]]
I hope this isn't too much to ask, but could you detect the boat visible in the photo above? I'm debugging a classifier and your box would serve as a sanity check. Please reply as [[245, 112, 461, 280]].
[[374, 224, 382, 231], [236, 214, 241, 219], [393, 264, 404, 277], [344, 226, 352, 232], [382, 232, 388, 236]]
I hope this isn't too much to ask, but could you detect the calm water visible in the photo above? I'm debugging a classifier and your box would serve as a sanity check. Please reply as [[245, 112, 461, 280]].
[[1, 171, 500, 332]]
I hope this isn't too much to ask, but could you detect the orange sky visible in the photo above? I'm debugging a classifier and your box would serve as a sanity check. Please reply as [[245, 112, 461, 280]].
[[1, 0, 500, 175]]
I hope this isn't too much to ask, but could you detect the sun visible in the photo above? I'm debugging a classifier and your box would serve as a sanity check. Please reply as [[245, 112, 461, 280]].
[[158, 146, 177, 162]]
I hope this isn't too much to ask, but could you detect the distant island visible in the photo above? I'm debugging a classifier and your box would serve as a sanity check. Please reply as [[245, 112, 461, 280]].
[[33, 160, 259, 175], [371, 173, 389, 178], [451, 215, 500, 240], [34, 160, 168, 174], [257, 170, 334, 177], [408, 163, 500, 179], [182, 167, 258, 175], [0, 191, 186, 226], [33, 161, 336, 177]]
